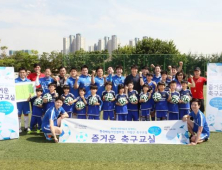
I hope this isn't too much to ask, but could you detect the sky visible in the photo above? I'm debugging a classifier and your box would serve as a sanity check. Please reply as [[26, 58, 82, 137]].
[[0, 0, 222, 54]]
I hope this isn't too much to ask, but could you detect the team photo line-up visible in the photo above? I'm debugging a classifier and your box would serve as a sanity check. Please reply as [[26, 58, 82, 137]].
[[16, 61, 209, 144]]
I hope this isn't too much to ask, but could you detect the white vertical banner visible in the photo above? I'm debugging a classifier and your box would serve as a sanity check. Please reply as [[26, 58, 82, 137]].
[[206, 63, 222, 132], [59, 119, 189, 144], [0, 67, 19, 140]]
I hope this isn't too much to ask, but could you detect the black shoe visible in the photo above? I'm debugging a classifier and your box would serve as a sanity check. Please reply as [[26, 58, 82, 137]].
[[24, 128, 31, 132]]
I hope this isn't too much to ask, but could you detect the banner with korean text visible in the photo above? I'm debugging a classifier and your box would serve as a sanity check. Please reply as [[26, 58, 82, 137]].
[[206, 63, 222, 132], [0, 67, 19, 140], [59, 119, 189, 144]]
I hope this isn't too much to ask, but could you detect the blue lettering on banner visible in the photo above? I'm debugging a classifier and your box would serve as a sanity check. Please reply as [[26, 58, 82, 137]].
[[108, 135, 116, 143], [92, 134, 99, 143]]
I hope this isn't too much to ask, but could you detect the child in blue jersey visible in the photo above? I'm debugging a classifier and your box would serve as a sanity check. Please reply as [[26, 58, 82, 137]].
[[43, 83, 58, 111], [61, 85, 77, 118], [160, 70, 170, 91], [155, 81, 171, 120], [15, 67, 31, 133], [27, 88, 43, 134], [75, 88, 88, 119], [179, 80, 192, 119], [139, 84, 153, 121], [41, 97, 69, 143], [126, 81, 139, 121], [87, 85, 102, 120], [183, 99, 210, 145], [168, 81, 180, 120], [115, 84, 128, 121], [102, 82, 115, 120]]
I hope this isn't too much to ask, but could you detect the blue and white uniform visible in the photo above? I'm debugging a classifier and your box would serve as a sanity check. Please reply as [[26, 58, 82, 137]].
[[155, 91, 169, 119], [87, 94, 102, 120], [67, 77, 79, 98], [77, 75, 91, 97], [152, 74, 161, 84], [94, 76, 105, 97], [140, 92, 152, 119], [15, 77, 31, 115], [41, 106, 66, 133], [115, 94, 128, 121], [39, 77, 54, 94], [127, 90, 139, 121], [30, 96, 43, 130], [102, 90, 115, 120], [44, 92, 57, 111], [75, 96, 87, 119], [61, 93, 75, 118], [189, 110, 210, 140], [179, 89, 192, 119], [111, 75, 125, 95], [168, 91, 180, 120]]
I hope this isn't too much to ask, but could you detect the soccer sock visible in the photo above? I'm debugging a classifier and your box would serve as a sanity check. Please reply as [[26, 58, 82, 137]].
[[24, 116, 29, 128], [147, 116, 150, 121], [18, 117, 21, 129], [142, 116, 146, 121], [151, 117, 155, 121]]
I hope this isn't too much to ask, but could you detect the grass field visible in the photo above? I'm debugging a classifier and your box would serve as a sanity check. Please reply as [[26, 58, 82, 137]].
[[1, 86, 222, 170]]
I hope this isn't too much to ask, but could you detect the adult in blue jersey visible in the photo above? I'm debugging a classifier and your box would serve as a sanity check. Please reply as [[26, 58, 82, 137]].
[[152, 65, 162, 83], [183, 99, 210, 145], [42, 97, 69, 143], [107, 65, 125, 95], [36, 68, 54, 94], [67, 67, 79, 97], [91, 66, 105, 97], [15, 67, 31, 133], [74, 65, 91, 97]]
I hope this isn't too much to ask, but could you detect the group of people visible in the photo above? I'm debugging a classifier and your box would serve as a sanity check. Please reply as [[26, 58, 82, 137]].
[[15, 62, 210, 144]]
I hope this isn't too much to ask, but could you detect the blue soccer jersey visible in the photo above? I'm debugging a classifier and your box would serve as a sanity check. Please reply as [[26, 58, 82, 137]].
[[39, 77, 54, 94], [142, 75, 147, 84], [152, 74, 161, 83], [94, 76, 105, 97], [44, 92, 57, 111], [30, 96, 43, 117], [127, 90, 139, 111], [87, 94, 102, 116], [189, 110, 210, 136], [140, 92, 152, 110], [67, 77, 79, 97], [168, 91, 180, 113], [42, 106, 66, 129], [179, 89, 192, 109], [155, 91, 169, 112], [75, 96, 87, 115], [77, 75, 91, 97], [115, 94, 128, 114], [112, 75, 125, 94], [102, 90, 115, 111], [61, 93, 75, 113]]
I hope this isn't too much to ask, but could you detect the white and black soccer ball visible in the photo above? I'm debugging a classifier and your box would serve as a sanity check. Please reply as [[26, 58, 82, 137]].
[[181, 95, 190, 103], [34, 98, 43, 106], [118, 97, 127, 105], [171, 95, 180, 104], [104, 93, 114, 102], [153, 92, 162, 102], [43, 93, 52, 102], [140, 94, 149, 102], [89, 96, 98, 105], [75, 101, 85, 110], [64, 97, 74, 105], [129, 95, 138, 103]]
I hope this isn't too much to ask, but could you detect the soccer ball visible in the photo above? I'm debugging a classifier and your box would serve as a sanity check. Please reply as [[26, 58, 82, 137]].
[[171, 95, 180, 104], [181, 95, 190, 103], [153, 92, 162, 102], [129, 95, 138, 103], [64, 97, 74, 105], [140, 94, 149, 102], [43, 93, 52, 102], [89, 96, 98, 105], [75, 101, 85, 110], [118, 97, 127, 105], [34, 98, 43, 106], [104, 93, 114, 102]]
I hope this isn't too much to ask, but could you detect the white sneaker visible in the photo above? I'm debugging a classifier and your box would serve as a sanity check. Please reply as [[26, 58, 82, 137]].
[[19, 129, 22, 133]]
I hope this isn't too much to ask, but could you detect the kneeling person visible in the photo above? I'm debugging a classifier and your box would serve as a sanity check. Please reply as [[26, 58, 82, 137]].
[[41, 97, 69, 143], [183, 99, 210, 145]]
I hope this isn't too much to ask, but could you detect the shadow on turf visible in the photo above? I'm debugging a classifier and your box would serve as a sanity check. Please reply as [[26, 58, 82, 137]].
[[26, 136, 54, 143]]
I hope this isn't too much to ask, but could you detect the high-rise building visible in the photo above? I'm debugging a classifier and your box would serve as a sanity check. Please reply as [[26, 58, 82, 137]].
[[94, 43, 97, 51], [135, 37, 139, 45], [69, 35, 75, 53], [104, 36, 109, 50], [107, 40, 112, 55], [98, 39, 104, 51], [112, 35, 118, 51], [88, 46, 94, 52], [76, 33, 81, 51], [129, 40, 134, 47], [63, 37, 70, 54]]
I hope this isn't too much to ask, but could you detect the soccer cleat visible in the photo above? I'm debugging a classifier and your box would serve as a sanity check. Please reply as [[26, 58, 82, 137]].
[[44, 133, 53, 140], [24, 128, 31, 132], [36, 130, 41, 134], [27, 130, 34, 134]]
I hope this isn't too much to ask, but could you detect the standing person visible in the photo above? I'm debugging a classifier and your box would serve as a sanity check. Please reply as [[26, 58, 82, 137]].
[[74, 65, 91, 97], [15, 67, 31, 133], [105, 66, 115, 82], [152, 65, 162, 84], [160, 70, 171, 91], [41, 97, 69, 143], [175, 71, 195, 92], [53, 66, 68, 96], [67, 67, 79, 98], [91, 66, 105, 97], [27, 63, 45, 87], [43, 83, 58, 111], [188, 67, 207, 113], [141, 66, 149, 84], [35, 68, 54, 94], [183, 99, 210, 145], [168, 61, 183, 80], [75, 88, 87, 119]]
